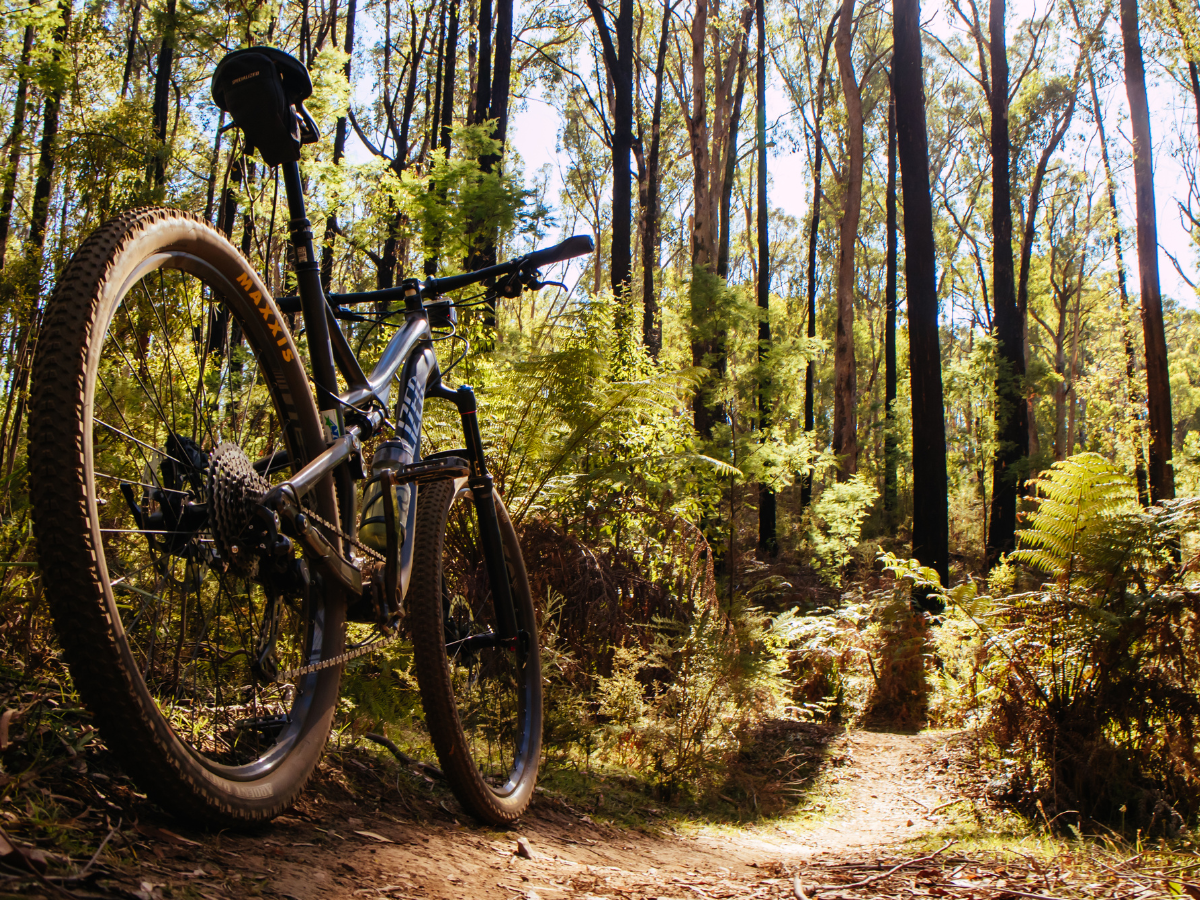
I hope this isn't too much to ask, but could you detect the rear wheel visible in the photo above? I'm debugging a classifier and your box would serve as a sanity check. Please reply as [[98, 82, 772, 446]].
[[409, 479, 543, 825], [30, 208, 345, 825]]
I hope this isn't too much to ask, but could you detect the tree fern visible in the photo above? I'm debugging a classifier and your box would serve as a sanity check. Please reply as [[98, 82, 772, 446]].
[[1013, 453, 1140, 581]]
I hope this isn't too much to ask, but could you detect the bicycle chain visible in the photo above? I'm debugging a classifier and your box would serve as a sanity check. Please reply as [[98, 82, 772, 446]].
[[270, 498, 401, 682]]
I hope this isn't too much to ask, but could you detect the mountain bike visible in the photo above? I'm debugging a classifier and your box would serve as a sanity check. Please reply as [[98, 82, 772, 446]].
[[28, 45, 593, 827]]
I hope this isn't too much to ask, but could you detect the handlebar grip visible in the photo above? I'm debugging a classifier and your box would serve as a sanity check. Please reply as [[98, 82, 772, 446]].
[[523, 234, 595, 269]]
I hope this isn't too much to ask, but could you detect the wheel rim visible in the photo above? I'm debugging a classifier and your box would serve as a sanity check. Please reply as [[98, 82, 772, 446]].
[[84, 253, 323, 778], [442, 488, 536, 796]]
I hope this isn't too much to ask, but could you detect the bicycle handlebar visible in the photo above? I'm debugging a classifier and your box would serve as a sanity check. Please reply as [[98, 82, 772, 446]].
[[275, 234, 595, 314], [421, 234, 595, 298]]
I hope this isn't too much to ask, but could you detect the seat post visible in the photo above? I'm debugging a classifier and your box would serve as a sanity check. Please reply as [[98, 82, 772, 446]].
[[280, 160, 339, 412]]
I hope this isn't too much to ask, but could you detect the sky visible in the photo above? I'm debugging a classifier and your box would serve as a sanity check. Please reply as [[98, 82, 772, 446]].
[[502, 0, 1200, 308]]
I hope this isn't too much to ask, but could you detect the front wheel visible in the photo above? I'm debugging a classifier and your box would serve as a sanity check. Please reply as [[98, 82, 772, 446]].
[[409, 479, 543, 825]]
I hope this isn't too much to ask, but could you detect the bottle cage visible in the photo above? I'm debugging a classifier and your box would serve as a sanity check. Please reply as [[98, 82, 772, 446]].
[[211, 47, 320, 166]]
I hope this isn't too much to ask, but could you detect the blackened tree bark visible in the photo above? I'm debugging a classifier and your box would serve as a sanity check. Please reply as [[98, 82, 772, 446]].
[[151, 0, 177, 190], [639, 0, 674, 357], [218, 158, 242, 239], [203, 110, 225, 224], [440, 0, 460, 154], [1121, 0, 1175, 502], [472, 0, 514, 333], [0, 25, 34, 269], [884, 71, 899, 525], [893, 0, 949, 591], [121, 0, 142, 99], [28, 2, 72, 259], [488, 0, 513, 143], [800, 11, 837, 509], [3, 2, 72, 485], [986, 0, 1025, 563], [587, 0, 635, 329], [473, 0, 493, 125], [756, 0, 775, 554], [832, 0, 862, 481], [321, 0, 357, 294]]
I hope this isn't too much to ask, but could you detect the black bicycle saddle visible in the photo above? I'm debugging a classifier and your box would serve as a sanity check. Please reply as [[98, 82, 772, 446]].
[[212, 47, 319, 165]]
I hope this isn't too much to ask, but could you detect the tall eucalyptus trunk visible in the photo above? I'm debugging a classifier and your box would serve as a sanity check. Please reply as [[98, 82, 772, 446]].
[[986, 0, 1025, 563], [883, 72, 899, 525], [832, 0, 862, 481], [0, 25, 34, 269], [1121, 0, 1175, 503], [1070, 0, 1149, 502], [121, 0, 142, 99], [640, 0, 673, 358], [684, 0, 753, 438], [894, 0, 949, 591], [755, 0, 775, 554], [322, 0, 357, 294], [151, 0, 177, 190], [586, 0, 635, 331], [800, 11, 838, 509]]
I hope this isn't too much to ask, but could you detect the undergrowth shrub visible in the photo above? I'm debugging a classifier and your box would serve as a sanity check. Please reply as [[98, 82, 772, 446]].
[[805, 475, 879, 584], [590, 597, 794, 799], [890, 453, 1200, 832]]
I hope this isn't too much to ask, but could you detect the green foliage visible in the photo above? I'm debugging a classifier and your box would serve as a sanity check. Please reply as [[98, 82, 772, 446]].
[[1012, 453, 1141, 582], [591, 598, 793, 797], [806, 474, 880, 583], [885, 467, 1200, 830]]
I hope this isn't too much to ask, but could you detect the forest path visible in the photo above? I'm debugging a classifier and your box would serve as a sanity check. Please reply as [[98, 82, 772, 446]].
[[120, 730, 968, 900]]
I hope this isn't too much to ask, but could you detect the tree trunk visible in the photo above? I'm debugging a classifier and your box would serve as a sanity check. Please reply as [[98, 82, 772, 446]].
[[151, 0, 177, 190], [800, 12, 838, 509], [641, 0, 672, 358], [121, 0, 142, 99], [3, 2, 72, 489], [321, 0, 357, 294], [717, 42, 748, 280], [27, 1, 72, 260], [832, 0, 862, 481], [684, 0, 753, 438], [0, 25, 34, 270], [203, 110, 225, 224], [894, 0, 949, 591], [1121, 0, 1174, 503], [586, 0, 634, 331], [474, 0, 513, 332], [883, 71, 899, 525], [440, 0, 460, 154], [1074, 0, 1148, 501], [473, 0, 493, 126], [986, 0, 1025, 563], [756, 0, 775, 555]]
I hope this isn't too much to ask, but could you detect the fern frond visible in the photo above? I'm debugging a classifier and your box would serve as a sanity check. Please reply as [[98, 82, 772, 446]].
[[1013, 453, 1139, 578]]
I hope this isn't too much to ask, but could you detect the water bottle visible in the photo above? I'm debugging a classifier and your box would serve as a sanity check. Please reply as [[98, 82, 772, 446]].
[[358, 440, 413, 553]]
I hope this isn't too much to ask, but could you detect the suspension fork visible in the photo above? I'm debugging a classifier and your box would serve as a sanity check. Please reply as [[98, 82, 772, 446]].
[[427, 380, 519, 643]]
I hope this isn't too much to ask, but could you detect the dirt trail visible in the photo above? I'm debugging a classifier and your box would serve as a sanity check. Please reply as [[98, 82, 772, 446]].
[[118, 730, 965, 900]]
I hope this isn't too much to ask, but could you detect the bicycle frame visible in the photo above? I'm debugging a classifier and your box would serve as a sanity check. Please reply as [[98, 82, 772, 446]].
[[254, 161, 517, 636]]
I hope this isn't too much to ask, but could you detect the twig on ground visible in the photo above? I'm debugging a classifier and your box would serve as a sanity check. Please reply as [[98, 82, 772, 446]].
[[80, 819, 119, 875], [902, 794, 931, 811], [793, 874, 810, 900], [952, 884, 1071, 900], [814, 841, 958, 892], [365, 733, 444, 780]]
